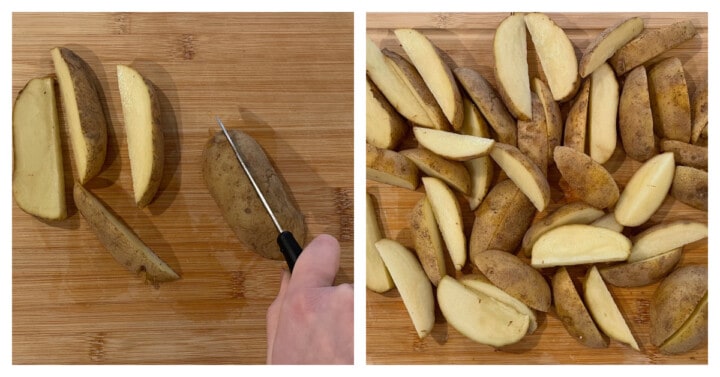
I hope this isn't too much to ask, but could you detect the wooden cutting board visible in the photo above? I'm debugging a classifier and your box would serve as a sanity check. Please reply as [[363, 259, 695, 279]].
[[366, 12, 708, 364], [12, 12, 353, 364]]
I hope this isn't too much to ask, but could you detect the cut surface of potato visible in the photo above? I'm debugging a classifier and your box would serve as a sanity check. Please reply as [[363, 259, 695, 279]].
[[591, 212, 624, 233], [375, 239, 435, 339], [400, 148, 470, 194], [366, 77, 408, 149], [531, 224, 630, 268], [618, 65, 657, 162], [493, 13, 532, 120], [614, 152, 675, 227], [117, 64, 164, 208], [588, 63, 619, 164], [563, 79, 590, 153], [490, 142, 551, 212], [583, 266, 639, 351], [599, 248, 681, 288], [521, 201, 604, 257], [628, 220, 707, 263], [648, 57, 691, 143], [438, 275, 529, 347], [422, 177, 465, 271], [553, 146, 619, 209], [413, 127, 494, 161], [460, 274, 538, 334], [671, 166, 708, 211], [532, 78, 563, 162], [460, 98, 494, 210], [366, 143, 419, 190], [366, 193, 394, 293], [410, 196, 446, 286], [552, 267, 608, 348], [12, 76, 66, 221], [579, 17, 644, 78]]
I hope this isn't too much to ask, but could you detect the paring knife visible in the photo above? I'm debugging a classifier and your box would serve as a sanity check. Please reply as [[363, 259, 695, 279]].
[[215, 116, 304, 272]]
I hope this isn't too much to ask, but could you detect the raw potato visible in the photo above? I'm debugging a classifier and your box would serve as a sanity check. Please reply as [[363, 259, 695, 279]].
[[394, 28, 464, 130], [423, 177, 466, 271], [650, 265, 707, 353], [599, 248, 682, 287], [553, 146, 619, 209], [366, 77, 408, 149], [648, 57, 691, 142], [438, 276, 529, 348], [117, 64, 164, 208], [203, 129, 306, 260], [660, 294, 707, 354], [461, 97, 494, 210], [521, 201, 604, 257], [610, 19, 697, 76], [12, 77, 66, 221], [618, 65, 657, 162], [460, 96, 491, 138], [614, 152, 675, 227], [460, 274, 538, 334], [382, 49, 451, 131], [490, 142, 551, 212], [400, 148, 470, 194], [517, 93, 548, 175], [591, 213, 624, 233], [532, 78, 563, 162], [413, 127, 494, 161], [473, 249, 551, 312], [563, 79, 590, 153], [366, 193, 394, 293], [51, 47, 107, 184], [375, 239, 435, 339], [627, 220, 707, 263], [531, 224, 631, 268], [366, 143, 420, 190], [454, 67, 517, 145], [690, 83, 708, 146], [524, 12, 580, 101], [552, 267, 608, 348], [73, 183, 179, 283], [671, 166, 708, 211], [579, 17, 644, 78], [588, 63, 619, 164], [409, 196, 446, 286], [493, 13, 532, 120], [660, 139, 707, 171], [583, 266, 639, 351]]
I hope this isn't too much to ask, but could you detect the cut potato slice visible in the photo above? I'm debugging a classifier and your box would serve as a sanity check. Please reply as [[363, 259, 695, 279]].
[[660, 139, 707, 171], [400, 148, 470, 194], [517, 93, 548, 175], [461, 97, 494, 210], [532, 78, 563, 162], [600, 248, 682, 288], [618, 65, 657, 162], [394, 28, 464, 130], [413, 127, 494, 161], [588, 63, 619, 164], [628, 220, 708, 263], [690, 83, 708, 145], [614, 152, 675, 227], [493, 13, 532, 120], [410, 196, 446, 286], [422, 177, 466, 271], [553, 267, 608, 348], [648, 57, 691, 143], [460, 96, 491, 138], [366, 193, 394, 293], [531, 224, 630, 268], [584, 266, 639, 351], [12, 77, 66, 221], [591, 213, 624, 233], [366, 143, 420, 190], [438, 275, 529, 347], [563, 79, 590, 153], [553, 145, 619, 209], [521, 201, 604, 257], [460, 274, 538, 334], [375, 239, 435, 338], [671, 166, 708, 211], [579, 17, 644, 78], [489, 142, 551, 212], [366, 77, 408, 149]]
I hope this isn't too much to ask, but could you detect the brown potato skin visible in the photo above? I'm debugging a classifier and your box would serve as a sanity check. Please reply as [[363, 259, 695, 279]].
[[203, 129, 306, 261], [563, 79, 590, 153], [366, 143, 420, 190], [517, 93, 548, 175], [599, 248, 682, 288], [533, 78, 562, 163], [553, 146, 619, 209], [410, 196, 446, 286], [648, 57, 691, 143], [659, 295, 707, 354], [400, 148, 470, 194], [619, 65, 657, 162], [552, 267, 608, 348], [134, 75, 165, 209], [650, 265, 707, 347], [366, 76, 408, 149], [660, 139, 707, 171], [690, 83, 708, 146], [671, 166, 708, 211]]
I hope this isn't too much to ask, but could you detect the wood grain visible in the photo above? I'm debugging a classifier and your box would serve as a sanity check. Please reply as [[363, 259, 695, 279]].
[[366, 12, 707, 365], [12, 12, 353, 364]]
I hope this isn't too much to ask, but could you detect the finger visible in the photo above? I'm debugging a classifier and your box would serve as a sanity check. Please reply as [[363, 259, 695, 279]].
[[289, 234, 341, 289], [266, 268, 290, 364]]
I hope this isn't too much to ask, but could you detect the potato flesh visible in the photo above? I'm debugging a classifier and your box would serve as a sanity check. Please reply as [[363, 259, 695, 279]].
[[401, 148, 470, 194], [366, 144, 419, 190], [614, 152, 675, 227], [423, 177, 465, 271], [494, 14, 531, 120], [531, 224, 630, 268], [521, 202, 604, 256], [588, 63, 619, 164], [413, 127, 494, 161], [366, 193, 394, 293], [366, 78, 407, 149], [580, 17, 644, 78], [628, 221, 708, 263], [490, 143, 550, 212], [461, 275, 537, 334], [584, 266, 639, 350]]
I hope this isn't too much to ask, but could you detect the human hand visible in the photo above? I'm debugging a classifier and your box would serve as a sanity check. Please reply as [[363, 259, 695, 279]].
[[266, 234, 354, 364]]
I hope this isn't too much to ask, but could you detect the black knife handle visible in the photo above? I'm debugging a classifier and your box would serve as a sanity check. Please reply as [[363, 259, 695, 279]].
[[277, 230, 303, 272]]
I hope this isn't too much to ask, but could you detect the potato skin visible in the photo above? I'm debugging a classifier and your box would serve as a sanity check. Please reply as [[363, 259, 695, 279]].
[[650, 265, 707, 348], [563, 79, 590, 153], [134, 74, 165, 208], [552, 267, 608, 348], [203, 129, 306, 260], [660, 139, 707, 171], [410, 196, 446, 286], [619, 65, 657, 162], [553, 146, 619, 209], [648, 57, 691, 143], [517, 93, 548, 175], [599, 248, 681, 287], [671, 166, 708, 211], [400, 148, 470, 194]]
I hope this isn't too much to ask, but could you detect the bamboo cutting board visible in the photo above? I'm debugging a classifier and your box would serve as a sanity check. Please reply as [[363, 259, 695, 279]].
[[12, 12, 353, 364], [366, 12, 708, 364]]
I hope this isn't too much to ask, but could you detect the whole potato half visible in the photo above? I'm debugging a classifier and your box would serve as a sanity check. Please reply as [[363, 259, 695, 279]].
[[599, 248, 682, 287], [203, 129, 306, 260], [671, 166, 708, 211], [650, 265, 707, 348], [552, 267, 608, 348]]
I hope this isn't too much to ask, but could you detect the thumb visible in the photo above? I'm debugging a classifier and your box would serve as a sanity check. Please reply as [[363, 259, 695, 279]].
[[289, 234, 341, 289], [266, 268, 290, 364]]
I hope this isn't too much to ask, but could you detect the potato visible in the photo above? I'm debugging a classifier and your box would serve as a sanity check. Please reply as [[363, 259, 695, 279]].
[[659, 294, 707, 355], [531, 224, 631, 268], [579, 17, 644, 78], [366, 193, 394, 293], [563, 79, 590, 153], [51, 47, 107, 184], [552, 267, 608, 348], [553, 146, 619, 209], [588, 63, 619, 164], [584, 266, 639, 351], [366, 77, 408, 149], [73, 183, 179, 283], [690, 83, 708, 146], [532, 78, 562, 162], [591, 212, 624, 233], [454, 67, 517, 146], [660, 139, 707, 171], [400, 148, 470, 194], [618, 65, 657, 162], [461, 97, 494, 210], [521, 201, 604, 257], [203, 129, 306, 260], [648, 57, 691, 143], [671, 166, 708, 211], [614, 152, 675, 227], [409, 196, 446, 286], [413, 127, 494, 161], [628, 220, 707, 263], [366, 143, 420, 190], [473, 249, 551, 312], [490, 142, 551, 212], [650, 265, 707, 353], [609, 19, 697, 76], [599, 248, 681, 288], [460, 274, 538, 334], [517, 93, 548, 175], [12, 76, 66, 221], [117, 64, 164, 208], [493, 13, 532, 120], [423, 177, 466, 271]]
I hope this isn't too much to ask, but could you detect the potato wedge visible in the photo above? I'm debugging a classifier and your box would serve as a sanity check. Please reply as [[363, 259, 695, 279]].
[[409, 196, 446, 286], [521, 201, 604, 257], [671, 166, 708, 211], [12, 77, 66, 221], [460, 96, 491, 138], [563, 79, 590, 153], [460, 274, 538, 334], [553, 146, 619, 209], [423, 177, 466, 271], [413, 127, 494, 161], [366, 77, 408, 149], [400, 148, 470, 194], [579, 17, 644, 78], [366, 193, 394, 293], [74, 183, 179, 283], [690, 83, 708, 146], [394, 28, 464, 130], [659, 294, 707, 354], [524, 12, 580, 101], [660, 139, 707, 171], [552, 267, 608, 348], [489, 142, 551, 212], [584, 266, 639, 351], [610, 19, 697, 76], [517, 93, 548, 175], [493, 13, 532, 120], [591, 213, 624, 233], [438, 275, 529, 348], [619, 65, 657, 162], [461, 98, 494, 210], [532, 78, 562, 162], [531, 224, 630, 268], [117, 64, 164, 208], [628, 220, 707, 263], [648, 57, 691, 142], [588, 63, 619, 164], [614, 152, 675, 227], [51, 47, 107, 184], [375, 239, 435, 339], [366, 143, 420, 190], [599, 248, 681, 288]]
